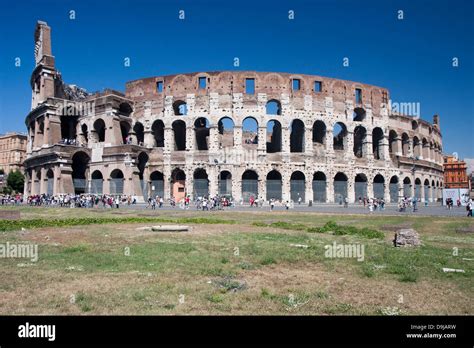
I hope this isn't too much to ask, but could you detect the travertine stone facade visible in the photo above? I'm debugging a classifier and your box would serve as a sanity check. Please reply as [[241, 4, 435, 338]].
[[24, 21, 444, 203]]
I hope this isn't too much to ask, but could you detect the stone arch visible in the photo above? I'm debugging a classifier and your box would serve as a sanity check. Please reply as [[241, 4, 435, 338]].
[[312, 171, 327, 203], [91, 170, 104, 194], [402, 133, 410, 156], [290, 119, 305, 153], [312, 120, 326, 145], [389, 130, 398, 154], [110, 169, 124, 195], [266, 99, 281, 115], [218, 170, 232, 196], [353, 125, 367, 158], [93, 119, 106, 142], [150, 171, 164, 198], [172, 120, 186, 151], [218, 117, 234, 148], [242, 170, 259, 203], [403, 177, 412, 198], [72, 151, 90, 194], [193, 168, 209, 198], [152, 120, 165, 147], [334, 172, 348, 203], [133, 122, 144, 145], [353, 107, 366, 122], [46, 169, 54, 196], [333, 122, 347, 150], [120, 121, 132, 144], [171, 168, 186, 202], [389, 175, 399, 202], [372, 127, 384, 160], [194, 117, 210, 151], [242, 117, 258, 148], [266, 120, 282, 153], [373, 174, 385, 199], [354, 173, 368, 200], [290, 171, 306, 202], [173, 100, 188, 116], [266, 169, 282, 201], [413, 136, 421, 157]]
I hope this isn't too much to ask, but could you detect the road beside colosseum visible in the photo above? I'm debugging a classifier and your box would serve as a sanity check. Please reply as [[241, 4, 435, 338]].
[[0, 206, 472, 315]]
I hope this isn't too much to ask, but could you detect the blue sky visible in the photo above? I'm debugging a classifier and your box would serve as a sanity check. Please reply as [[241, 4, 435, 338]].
[[0, 0, 473, 158]]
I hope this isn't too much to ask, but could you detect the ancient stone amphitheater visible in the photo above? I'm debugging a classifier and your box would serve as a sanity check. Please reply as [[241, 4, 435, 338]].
[[24, 21, 444, 203]]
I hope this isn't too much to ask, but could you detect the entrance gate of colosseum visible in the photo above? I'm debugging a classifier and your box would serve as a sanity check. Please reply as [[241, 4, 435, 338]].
[[355, 174, 368, 200], [171, 169, 186, 202], [266, 170, 282, 201], [290, 171, 305, 203], [389, 176, 399, 203], [312, 172, 326, 203], [242, 170, 258, 203], [373, 175, 385, 200], [334, 173, 348, 203], [403, 178, 411, 198], [150, 171, 164, 199], [91, 170, 103, 194], [72, 151, 90, 194], [415, 179, 422, 200], [109, 169, 124, 195], [193, 169, 209, 198], [46, 169, 54, 196]]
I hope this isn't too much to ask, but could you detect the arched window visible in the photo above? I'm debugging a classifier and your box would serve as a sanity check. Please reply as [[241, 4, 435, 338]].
[[152, 120, 165, 147], [266, 170, 282, 201], [353, 126, 367, 158], [242, 117, 258, 147], [133, 122, 144, 145], [266, 120, 282, 153], [194, 118, 210, 150], [218, 117, 235, 148], [266, 100, 281, 115], [172, 120, 186, 150], [333, 122, 347, 150], [93, 119, 106, 142], [312, 172, 326, 202], [290, 171, 305, 202], [353, 108, 366, 122], [173, 100, 188, 115], [290, 119, 305, 153]]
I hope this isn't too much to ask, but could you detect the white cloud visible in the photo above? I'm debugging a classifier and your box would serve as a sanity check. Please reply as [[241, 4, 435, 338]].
[[465, 158, 474, 175]]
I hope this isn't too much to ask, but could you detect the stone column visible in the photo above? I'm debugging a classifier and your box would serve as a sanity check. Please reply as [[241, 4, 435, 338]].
[[144, 130, 154, 148], [326, 177, 334, 203], [233, 175, 242, 204], [325, 127, 334, 155], [39, 167, 47, 194], [163, 167, 171, 201], [347, 179, 355, 203], [304, 127, 313, 156], [305, 175, 312, 204], [209, 126, 219, 153], [364, 131, 373, 160], [282, 173, 291, 202], [384, 181, 390, 202]]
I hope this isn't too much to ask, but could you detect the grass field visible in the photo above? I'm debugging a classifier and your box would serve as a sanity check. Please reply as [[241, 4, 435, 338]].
[[0, 206, 473, 315]]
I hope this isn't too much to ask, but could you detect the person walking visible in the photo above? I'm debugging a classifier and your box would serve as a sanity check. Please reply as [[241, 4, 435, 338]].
[[467, 199, 473, 217]]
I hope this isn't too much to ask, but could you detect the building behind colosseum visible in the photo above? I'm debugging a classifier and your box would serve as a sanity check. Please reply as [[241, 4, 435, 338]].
[[24, 21, 444, 203]]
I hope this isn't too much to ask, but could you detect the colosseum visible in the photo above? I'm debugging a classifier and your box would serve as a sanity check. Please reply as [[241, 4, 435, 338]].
[[24, 21, 444, 204]]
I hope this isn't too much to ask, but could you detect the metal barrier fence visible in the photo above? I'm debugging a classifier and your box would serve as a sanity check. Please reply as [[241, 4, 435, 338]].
[[218, 179, 232, 196], [47, 178, 54, 196], [354, 182, 367, 200], [266, 180, 282, 200], [290, 180, 305, 202], [91, 179, 103, 194], [193, 179, 209, 198], [150, 180, 164, 199], [334, 181, 347, 203], [404, 184, 411, 198], [312, 180, 326, 202], [373, 183, 384, 199], [389, 183, 398, 202], [242, 179, 258, 202], [110, 179, 124, 195], [73, 179, 87, 194]]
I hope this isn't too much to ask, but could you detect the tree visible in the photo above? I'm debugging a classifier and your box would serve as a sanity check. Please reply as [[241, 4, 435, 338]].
[[6, 170, 25, 193]]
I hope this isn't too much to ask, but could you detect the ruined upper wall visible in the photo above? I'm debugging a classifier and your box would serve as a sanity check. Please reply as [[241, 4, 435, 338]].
[[125, 71, 389, 117]]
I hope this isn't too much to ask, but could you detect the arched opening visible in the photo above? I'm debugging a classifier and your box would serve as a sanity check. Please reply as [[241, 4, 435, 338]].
[[81, 124, 89, 146], [373, 174, 385, 199], [72, 151, 90, 194], [266, 99, 281, 115], [171, 168, 186, 202], [173, 100, 188, 116], [91, 170, 103, 194], [312, 172, 326, 203], [242, 170, 258, 203], [133, 122, 144, 146], [412, 120, 418, 131], [424, 179, 430, 202], [388, 130, 398, 154], [333, 122, 347, 150], [34, 170, 41, 194], [60, 115, 79, 144], [93, 119, 106, 142], [402, 133, 409, 156], [353, 108, 366, 122], [172, 120, 186, 151], [353, 126, 367, 158], [414, 178, 422, 199], [413, 137, 421, 157], [422, 138, 429, 159], [242, 117, 258, 148], [46, 169, 54, 196], [152, 120, 165, 147], [290, 119, 305, 153], [137, 152, 149, 198], [266, 170, 282, 201], [193, 168, 209, 198], [312, 120, 326, 145], [266, 120, 282, 153], [218, 117, 234, 148], [334, 172, 348, 203], [403, 177, 412, 198], [150, 171, 164, 199], [372, 127, 384, 160], [118, 102, 133, 116], [218, 171, 232, 196], [290, 171, 306, 202], [389, 176, 399, 202], [194, 117, 210, 151], [110, 169, 124, 195], [354, 173, 368, 201], [120, 121, 131, 144]]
